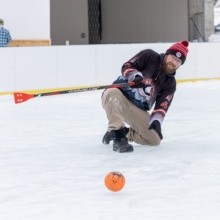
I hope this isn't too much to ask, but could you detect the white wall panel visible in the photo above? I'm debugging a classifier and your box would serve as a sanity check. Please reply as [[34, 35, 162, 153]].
[[14, 47, 57, 90], [0, 48, 15, 91], [95, 44, 134, 85], [0, 43, 220, 93], [56, 46, 96, 87]]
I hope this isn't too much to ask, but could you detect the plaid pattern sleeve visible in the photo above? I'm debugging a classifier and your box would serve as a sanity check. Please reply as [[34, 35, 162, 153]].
[[0, 27, 12, 47]]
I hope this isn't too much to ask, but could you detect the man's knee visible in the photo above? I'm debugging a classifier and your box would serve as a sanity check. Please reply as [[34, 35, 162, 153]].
[[139, 137, 161, 146], [150, 138, 161, 146], [128, 129, 161, 146], [102, 88, 122, 106]]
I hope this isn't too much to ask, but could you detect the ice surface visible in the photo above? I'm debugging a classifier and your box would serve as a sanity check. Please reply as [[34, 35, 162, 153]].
[[0, 80, 220, 220]]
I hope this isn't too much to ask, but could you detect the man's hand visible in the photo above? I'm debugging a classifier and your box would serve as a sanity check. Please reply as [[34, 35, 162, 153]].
[[132, 75, 145, 88], [149, 120, 163, 140]]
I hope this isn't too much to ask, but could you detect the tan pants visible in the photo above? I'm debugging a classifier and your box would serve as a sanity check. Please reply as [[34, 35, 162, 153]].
[[102, 88, 161, 146]]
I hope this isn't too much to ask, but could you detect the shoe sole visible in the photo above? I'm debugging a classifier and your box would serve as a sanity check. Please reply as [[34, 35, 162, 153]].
[[113, 147, 134, 153], [102, 140, 111, 144]]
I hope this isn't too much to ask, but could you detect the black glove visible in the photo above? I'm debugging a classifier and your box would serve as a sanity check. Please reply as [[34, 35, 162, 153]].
[[149, 120, 163, 140], [132, 75, 145, 88]]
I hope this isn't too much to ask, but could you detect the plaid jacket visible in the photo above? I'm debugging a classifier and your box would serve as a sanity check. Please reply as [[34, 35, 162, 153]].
[[0, 26, 12, 47]]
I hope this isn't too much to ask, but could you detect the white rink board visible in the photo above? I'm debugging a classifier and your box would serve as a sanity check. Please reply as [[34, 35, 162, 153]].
[[0, 42, 220, 92]]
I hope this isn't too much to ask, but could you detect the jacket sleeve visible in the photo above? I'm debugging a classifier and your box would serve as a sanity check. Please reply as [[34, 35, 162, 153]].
[[149, 79, 176, 125], [121, 49, 153, 82]]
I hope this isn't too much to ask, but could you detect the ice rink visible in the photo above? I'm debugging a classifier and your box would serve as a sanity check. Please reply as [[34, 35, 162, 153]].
[[0, 80, 220, 220]]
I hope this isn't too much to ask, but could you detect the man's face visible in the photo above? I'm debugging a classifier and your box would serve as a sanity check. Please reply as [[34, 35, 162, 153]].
[[163, 54, 182, 74]]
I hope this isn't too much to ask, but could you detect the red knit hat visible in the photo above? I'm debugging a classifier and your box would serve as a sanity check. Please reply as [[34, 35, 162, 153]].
[[165, 41, 189, 64]]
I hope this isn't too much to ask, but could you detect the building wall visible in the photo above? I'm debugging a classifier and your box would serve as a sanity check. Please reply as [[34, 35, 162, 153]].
[[0, 0, 214, 44], [0, 0, 50, 39], [50, 0, 89, 45], [101, 0, 188, 43], [204, 0, 215, 40], [188, 0, 214, 41]]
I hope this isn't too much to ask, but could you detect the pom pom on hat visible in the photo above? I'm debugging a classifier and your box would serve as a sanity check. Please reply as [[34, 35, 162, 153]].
[[181, 40, 189, 47], [165, 40, 189, 65]]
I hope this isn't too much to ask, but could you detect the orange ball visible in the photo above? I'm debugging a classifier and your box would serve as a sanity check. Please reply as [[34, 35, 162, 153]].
[[104, 171, 125, 192]]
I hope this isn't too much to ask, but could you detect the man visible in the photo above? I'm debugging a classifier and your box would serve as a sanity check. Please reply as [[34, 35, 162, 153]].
[[101, 41, 189, 153], [0, 19, 12, 47]]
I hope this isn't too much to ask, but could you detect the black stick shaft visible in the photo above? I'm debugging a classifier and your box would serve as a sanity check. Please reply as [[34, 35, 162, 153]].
[[34, 83, 133, 97]]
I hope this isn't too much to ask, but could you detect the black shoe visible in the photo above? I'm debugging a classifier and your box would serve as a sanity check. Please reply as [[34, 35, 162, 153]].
[[102, 131, 114, 144], [102, 127, 129, 145], [112, 128, 133, 153]]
